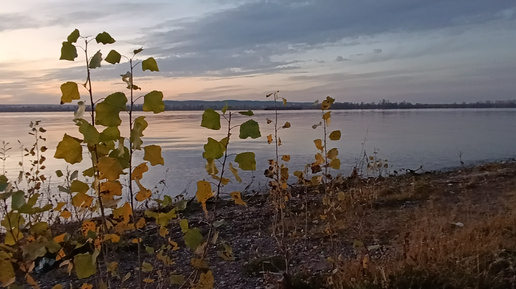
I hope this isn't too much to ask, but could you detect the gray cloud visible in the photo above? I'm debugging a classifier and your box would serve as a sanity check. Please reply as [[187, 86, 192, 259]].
[[140, 0, 514, 77]]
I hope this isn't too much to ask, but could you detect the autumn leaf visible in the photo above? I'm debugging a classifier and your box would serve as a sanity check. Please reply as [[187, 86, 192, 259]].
[[230, 191, 247, 206], [113, 202, 132, 224], [314, 139, 323, 151], [82, 220, 96, 237], [132, 163, 148, 181], [329, 130, 341, 141], [97, 156, 124, 181], [196, 180, 213, 216], [144, 145, 164, 166], [54, 134, 82, 164], [267, 134, 273, 144]]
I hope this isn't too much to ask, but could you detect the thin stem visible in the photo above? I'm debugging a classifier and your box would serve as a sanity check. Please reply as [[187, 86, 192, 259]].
[[83, 38, 110, 289], [127, 58, 144, 289]]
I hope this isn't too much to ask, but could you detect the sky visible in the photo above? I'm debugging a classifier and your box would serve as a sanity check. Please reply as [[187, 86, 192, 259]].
[[0, 0, 515, 105]]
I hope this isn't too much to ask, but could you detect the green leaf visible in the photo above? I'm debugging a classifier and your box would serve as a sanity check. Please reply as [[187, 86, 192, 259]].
[[234, 152, 256, 171], [89, 50, 102, 69], [74, 252, 98, 279], [143, 145, 164, 166], [11, 190, 25, 210], [203, 138, 224, 160], [99, 126, 120, 143], [141, 262, 153, 273], [76, 119, 100, 145], [329, 130, 341, 141], [221, 103, 228, 114], [67, 29, 80, 43], [56, 170, 64, 178], [0, 175, 7, 192], [238, 110, 254, 116], [184, 228, 203, 250], [239, 120, 261, 139], [60, 41, 77, 61], [70, 180, 89, 194], [179, 219, 189, 233], [133, 47, 143, 55], [142, 57, 159, 72], [143, 90, 165, 113], [95, 92, 127, 127], [60, 82, 80, 104], [105, 50, 121, 64], [55, 134, 83, 164], [95, 32, 115, 44], [131, 116, 148, 149], [201, 109, 221, 130]]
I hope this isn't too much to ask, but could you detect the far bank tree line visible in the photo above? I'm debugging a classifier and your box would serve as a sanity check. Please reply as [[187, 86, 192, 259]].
[[2, 99, 516, 112]]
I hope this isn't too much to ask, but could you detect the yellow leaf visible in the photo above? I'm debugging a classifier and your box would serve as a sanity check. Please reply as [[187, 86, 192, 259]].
[[97, 156, 123, 181], [54, 233, 67, 243], [228, 163, 242, 183], [135, 179, 152, 202], [196, 180, 213, 216], [104, 234, 120, 243], [159, 226, 169, 237], [282, 121, 291, 128], [100, 181, 122, 200], [72, 192, 93, 208], [267, 134, 273, 144], [82, 220, 96, 237], [60, 209, 72, 219], [168, 239, 179, 251], [329, 158, 341, 170], [190, 258, 209, 269], [0, 259, 15, 287], [55, 248, 66, 261], [55, 202, 67, 211], [230, 191, 247, 206], [132, 163, 148, 180], [193, 270, 214, 289], [281, 155, 290, 162], [143, 145, 164, 166], [136, 217, 146, 229], [26, 273, 39, 289], [113, 202, 132, 224], [314, 139, 323, 151], [329, 130, 341, 141], [135, 188, 152, 202], [143, 278, 154, 283], [52, 285, 63, 289], [327, 148, 338, 160], [322, 111, 331, 125], [132, 238, 141, 244], [80, 283, 93, 289], [314, 153, 324, 165], [107, 262, 118, 273]]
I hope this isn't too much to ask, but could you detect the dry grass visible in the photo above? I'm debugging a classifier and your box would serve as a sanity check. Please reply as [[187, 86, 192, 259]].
[[324, 165, 516, 289]]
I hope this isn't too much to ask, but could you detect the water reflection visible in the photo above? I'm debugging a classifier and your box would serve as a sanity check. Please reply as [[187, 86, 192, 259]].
[[0, 109, 515, 197]]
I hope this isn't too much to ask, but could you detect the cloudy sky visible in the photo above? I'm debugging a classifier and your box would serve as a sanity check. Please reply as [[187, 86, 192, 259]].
[[1, 0, 515, 104]]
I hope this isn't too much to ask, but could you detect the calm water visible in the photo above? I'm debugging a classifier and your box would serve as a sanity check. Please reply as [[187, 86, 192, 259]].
[[1, 109, 515, 197]]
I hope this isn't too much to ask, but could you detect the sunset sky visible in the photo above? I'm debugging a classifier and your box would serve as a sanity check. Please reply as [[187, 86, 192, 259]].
[[1, 0, 515, 105]]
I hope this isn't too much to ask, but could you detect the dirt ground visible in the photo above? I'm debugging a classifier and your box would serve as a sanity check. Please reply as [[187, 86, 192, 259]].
[[35, 160, 516, 289]]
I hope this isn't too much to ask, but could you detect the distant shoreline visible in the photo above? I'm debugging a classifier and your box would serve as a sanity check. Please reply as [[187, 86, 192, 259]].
[[1, 99, 516, 112]]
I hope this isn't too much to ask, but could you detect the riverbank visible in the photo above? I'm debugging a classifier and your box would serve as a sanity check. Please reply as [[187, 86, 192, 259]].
[[33, 160, 516, 288]]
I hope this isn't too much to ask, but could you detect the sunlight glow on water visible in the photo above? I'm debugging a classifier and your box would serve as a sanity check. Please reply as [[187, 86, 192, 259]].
[[0, 109, 515, 197]]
